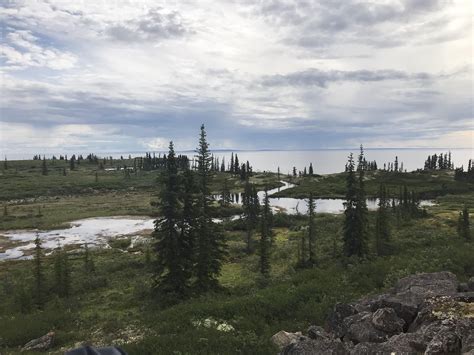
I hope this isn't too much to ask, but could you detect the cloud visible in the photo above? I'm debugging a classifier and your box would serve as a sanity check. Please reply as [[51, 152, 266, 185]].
[[105, 8, 191, 42], [0, 30, 77, 70], [142, 137, 170, 150], [262, 68, 432, 88], [248, 0, 466, 50], [0, 0, 471, 154]]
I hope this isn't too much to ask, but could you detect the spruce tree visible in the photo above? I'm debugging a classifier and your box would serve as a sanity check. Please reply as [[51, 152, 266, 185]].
[[458, 206, 471, 241], [84, 243, 95, 274], [259, 190, 272, 277], [307, 193, 316, 265], [152, 141, 189, 297], [41, 157, 48, 176], [220, 178, 232, 207], [195, 125, 227, 292], [243, 180, 260, 253], [308, 163, 314, 176], [343, 149, 368, 259], [33, 234, 44, 308], [354, 145, 369, 257], [375, 184, 391, 256]]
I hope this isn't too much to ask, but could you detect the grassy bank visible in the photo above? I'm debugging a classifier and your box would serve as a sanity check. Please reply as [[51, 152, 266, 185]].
[[0, 159, 280, 230], [275, 170, 474, 199]]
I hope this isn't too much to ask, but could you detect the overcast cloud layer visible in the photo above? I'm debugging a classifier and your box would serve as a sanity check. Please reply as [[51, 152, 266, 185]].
[[0, 0, 472, 154]]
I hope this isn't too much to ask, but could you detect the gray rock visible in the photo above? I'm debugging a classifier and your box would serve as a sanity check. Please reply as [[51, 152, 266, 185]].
[[307, 325, 331, 340], [272, 331, 304, 350], [459, 283, 469, 292], [343, 312, 388, 344], [282, 337, 349, 355], [371, 307, 405, 335], [394, 271, 459, 303], [21, 331, 55, 352], [370, 295, 418, 327], [326, 303, 358, 338], [425, 324, 461, 354]]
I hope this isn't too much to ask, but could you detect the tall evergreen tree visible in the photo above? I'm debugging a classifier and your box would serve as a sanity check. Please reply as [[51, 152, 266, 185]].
[[343, 149, 368, 258], [152, 141, 190, 297], [307, 193, 316, 265], [220, 178, 232, 207], [375, 184, 391, 256], [70, 156, 75, 171], [243, 180, 260, 253], [308, 163, 314, 176], [33, 234, 44, 308], [259, 190, 272, 277], [354, 145, 369, 257], [84, 243, 95, 274], [195, 125, 227, 292], [458, 206, 471, 241], [41, 156, 48, 176]]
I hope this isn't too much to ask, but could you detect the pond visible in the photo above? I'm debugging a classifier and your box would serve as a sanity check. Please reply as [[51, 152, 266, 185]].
[[0, 181, 435, 260]]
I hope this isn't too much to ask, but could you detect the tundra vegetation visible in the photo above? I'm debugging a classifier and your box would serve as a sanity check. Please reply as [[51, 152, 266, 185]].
[[0, 128, 473, 354]]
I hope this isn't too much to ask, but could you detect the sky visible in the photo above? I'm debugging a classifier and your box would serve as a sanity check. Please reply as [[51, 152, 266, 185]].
[[0, 0, 472, 154]]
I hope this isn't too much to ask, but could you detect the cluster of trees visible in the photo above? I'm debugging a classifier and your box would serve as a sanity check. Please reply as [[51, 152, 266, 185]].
[[343, 146, 369, 258], [152, 126, 227, 298], [424, 152, 453, 170], [141, 152, 189, 171], [292, 163, 314, 177], [454, 159, 474, 182], [342, 147, 429, 259], [382, 156, 404, 172], [28, 236, 98, 310], [216, 153, 253, 181], [353, 158, 378, 171]]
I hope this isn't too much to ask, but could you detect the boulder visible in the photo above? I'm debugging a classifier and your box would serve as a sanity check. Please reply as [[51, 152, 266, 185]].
[[393, 271, 459, 302], [307, 325, 331, 341], [370, 295, 418, 327], [425, 323, 461, 354], [343, 312, 388, 344], [326, 303, 357, 338], [271, 331, 304, 350], [281, 337, 349, 355], [21, 331, 55, 352], [371, 307, 405, 335]]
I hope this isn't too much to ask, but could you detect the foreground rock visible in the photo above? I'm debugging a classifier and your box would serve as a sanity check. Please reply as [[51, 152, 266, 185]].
[[21, 331, 55, 352], [271, 272, 474, 354]]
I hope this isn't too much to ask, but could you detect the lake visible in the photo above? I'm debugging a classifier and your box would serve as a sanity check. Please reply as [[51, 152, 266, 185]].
[[7, 148, 471, 175]]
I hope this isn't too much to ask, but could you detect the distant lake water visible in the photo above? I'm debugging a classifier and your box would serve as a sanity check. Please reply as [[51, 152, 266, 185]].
[[208, 149, 473, 175], [5, 149, 472, 175]]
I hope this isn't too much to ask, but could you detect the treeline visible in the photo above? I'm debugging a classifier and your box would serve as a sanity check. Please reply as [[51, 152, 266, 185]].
[[424, 151, 454, 170], [381, 156, 404, 172], [454, 159, 474, 182], [208, 152, 253, 181], [292, 163, 315, 177]]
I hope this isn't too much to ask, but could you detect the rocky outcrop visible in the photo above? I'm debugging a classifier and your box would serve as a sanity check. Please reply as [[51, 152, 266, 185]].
[[272, 272, 474, 354]]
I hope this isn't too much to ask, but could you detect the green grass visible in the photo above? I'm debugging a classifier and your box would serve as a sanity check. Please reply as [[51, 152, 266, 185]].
[[0, 160, 280, 230], [275, 170, 474, 199]]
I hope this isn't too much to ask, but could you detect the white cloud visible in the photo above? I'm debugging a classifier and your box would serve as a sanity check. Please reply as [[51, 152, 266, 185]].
[[0, 30, 77, 70], [0, 0, 472, 153]]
